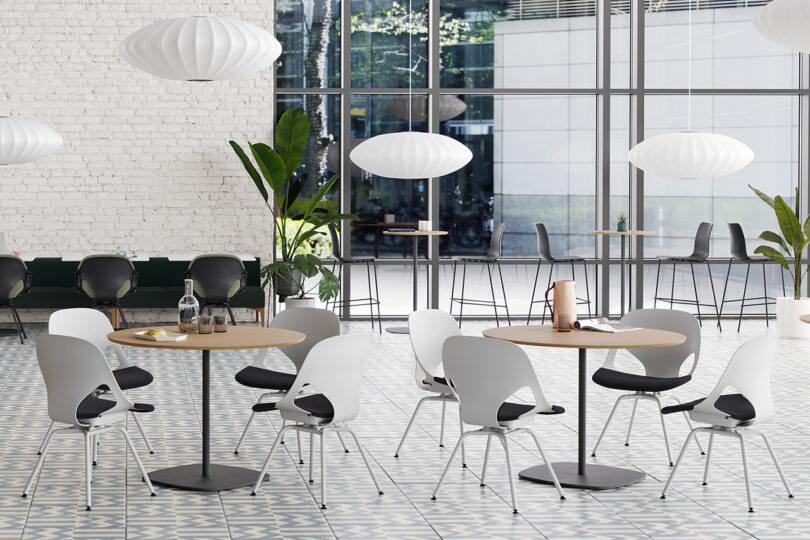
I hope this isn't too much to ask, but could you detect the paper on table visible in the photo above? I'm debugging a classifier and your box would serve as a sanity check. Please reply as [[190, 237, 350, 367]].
[[574, 318, 640, 333]]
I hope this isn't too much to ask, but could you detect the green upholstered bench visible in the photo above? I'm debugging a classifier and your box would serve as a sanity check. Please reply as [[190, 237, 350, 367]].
[[13, 257, 266, 325]]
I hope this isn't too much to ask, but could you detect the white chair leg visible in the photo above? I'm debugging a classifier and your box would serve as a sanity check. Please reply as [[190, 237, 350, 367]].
[[737, 432, 755, 512], [345, 428, 384, 495], [297, 430, 303, 465], [431, 432, 472, 501], [670, 396, 705, 454], [117, 426, 155, 496], [702, 433, 714, 486], [591, 395, 627, 457], [84, 431, 92, 511], [36, 421, 55, 455], [480, 435, 492, 487], [525, 429, 565, 500], [458, 406, 466, 468], [439, 401, 447, 448], [309, 433, 314, 483], [336, 430, 350, 454], [23, 426, 59, 497], [653, 397, 674, 466], [625, 398, 639, 446], [280, 419, 286, 445], [92, 433, 99, 466], [394, 396, 430, 458], [758, 432, 793, 498], [320, 430, 327, 510], [251, 425, 290, 495], [130, 412, 155, 454], [661, 428, 697, 499], [233, 411, 256, 455], [498, 434, 519, 514]]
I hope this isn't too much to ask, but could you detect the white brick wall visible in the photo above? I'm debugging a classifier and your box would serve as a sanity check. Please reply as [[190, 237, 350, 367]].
[[1, 1, 276, 323]]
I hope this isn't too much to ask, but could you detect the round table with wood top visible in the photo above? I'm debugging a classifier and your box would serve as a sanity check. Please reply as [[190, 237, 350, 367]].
[[592, 230, 655, 316], [108, 325, 305, 492], [382, 230, 448, 334], [482, 325, 685, 490]]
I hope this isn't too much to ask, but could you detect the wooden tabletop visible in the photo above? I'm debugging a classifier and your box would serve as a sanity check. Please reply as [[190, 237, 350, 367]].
[[482, 325, 685, 349], [383, 230, 448, 236], [108, 326, 305, 351], [800, 314, 810, 325], [592, 230, 656, 236]]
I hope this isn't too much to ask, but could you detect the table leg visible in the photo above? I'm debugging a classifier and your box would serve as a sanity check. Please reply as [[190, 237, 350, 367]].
[[147, 349, 266, 491], [517, 348, 645, 489], [386, 236, 419, 335]]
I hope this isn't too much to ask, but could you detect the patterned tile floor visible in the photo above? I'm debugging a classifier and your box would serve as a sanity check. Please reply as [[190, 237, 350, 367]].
[[0, 319, 808, 539]]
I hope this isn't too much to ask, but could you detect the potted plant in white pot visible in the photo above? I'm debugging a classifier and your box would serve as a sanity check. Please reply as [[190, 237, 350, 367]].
[[230, 108, 356, 309], [750, 185, 810, 338]]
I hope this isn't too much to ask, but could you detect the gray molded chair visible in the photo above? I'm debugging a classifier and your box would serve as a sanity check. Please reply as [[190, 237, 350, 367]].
[[653, 222, 722, 330], [527, 223, 591, 323], [185, 254, 247, 325], [449, 222, 510, 327], [590, 309, 705, 466], [75, 255, 137, 329], [0, 255, 32, 343], [719, 223, 786, 332]]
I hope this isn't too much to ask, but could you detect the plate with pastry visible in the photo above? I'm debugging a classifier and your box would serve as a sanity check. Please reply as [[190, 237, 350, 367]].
[[134, 327, 189, 342]]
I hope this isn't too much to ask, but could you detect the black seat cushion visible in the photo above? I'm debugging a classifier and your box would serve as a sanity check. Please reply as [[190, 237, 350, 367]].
[[338, 256, 375, 264], [113, 366, 153, 391], [294, 394, 334, 420], [661, 393, 755, 422], [497, 402, 565, 422], [456, 256, 498, 263], [547, 256, 585, 263], [252, 401, 278, 413], [235, 366, 296, 391], [592, 368, 691, 392], [77, 395, 116, 420], [430, 375, 448, 386], [130, 402, 155, 413], [658, 255, 705, 263]]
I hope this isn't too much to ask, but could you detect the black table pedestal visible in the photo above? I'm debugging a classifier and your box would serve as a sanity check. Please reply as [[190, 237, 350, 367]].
[[386, 235, 421, 335]]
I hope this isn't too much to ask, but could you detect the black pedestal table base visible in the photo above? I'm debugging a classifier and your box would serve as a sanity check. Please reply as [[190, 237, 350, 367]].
[[519, 462, 645, 490], [149, 463, 267, 492], [385, 326, 410, 334]]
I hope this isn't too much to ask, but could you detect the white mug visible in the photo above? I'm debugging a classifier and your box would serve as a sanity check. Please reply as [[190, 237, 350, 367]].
[[384, 214, 396, 224]]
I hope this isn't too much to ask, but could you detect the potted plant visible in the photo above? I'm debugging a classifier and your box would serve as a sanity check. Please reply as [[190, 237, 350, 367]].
[[230, 108, 355, 309], [749, 185, 810, 338], [617, 212, 628, 232]]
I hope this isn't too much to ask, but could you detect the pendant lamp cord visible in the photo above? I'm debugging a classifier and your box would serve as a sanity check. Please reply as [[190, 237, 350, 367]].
[[408, 0, 413, 131], [687, 0, 692, 132]]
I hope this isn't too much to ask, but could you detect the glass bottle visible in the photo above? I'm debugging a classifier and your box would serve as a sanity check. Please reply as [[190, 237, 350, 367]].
[[178, 279, 199, 333]]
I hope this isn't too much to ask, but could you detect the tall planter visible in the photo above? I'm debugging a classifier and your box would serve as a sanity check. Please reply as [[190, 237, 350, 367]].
[[776, 297, 810, 338]]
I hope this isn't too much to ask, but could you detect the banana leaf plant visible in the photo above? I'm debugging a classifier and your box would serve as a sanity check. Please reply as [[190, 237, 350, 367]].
[[230, 108, 356, 302], [749, 185, 809, 300]]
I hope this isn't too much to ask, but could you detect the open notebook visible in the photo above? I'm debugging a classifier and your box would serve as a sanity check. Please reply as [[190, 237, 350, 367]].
[[573, 318, 640, 333]]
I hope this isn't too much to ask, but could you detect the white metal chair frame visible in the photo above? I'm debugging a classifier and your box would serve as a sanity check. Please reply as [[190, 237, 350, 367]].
[[431, 336, 565, 514], [250, 335, 383, 509], [232, 308, 350, 463], [395, 310, 466, 467], [23, 334, 156, 510], [661, 336, 793, 512], [41, 308, 154, 457], [591, 309, 705, 466]]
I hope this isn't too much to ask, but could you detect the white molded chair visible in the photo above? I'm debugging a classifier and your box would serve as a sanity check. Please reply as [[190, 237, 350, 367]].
[[233, 307, 349, 461], [432, 336, 565, 514], [250, 334, 383, 509], [661, 336, 793, 512], [45, 308, 155, 455], [395, 310, 466, 466], [23, 334, 156, 510], [591, 309, 705, 465]]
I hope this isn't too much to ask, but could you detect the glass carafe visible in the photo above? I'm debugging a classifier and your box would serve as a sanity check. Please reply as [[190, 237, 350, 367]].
[[178, 279, 199, 333]]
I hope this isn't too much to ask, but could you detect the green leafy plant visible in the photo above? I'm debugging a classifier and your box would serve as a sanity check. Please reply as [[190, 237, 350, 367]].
[[230, 108, 356, 302], [749, 185, 809, 300], [617, 212, 628, 224]]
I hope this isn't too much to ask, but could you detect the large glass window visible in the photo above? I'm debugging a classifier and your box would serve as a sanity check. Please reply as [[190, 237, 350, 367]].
[[277, 0, 341, 88]]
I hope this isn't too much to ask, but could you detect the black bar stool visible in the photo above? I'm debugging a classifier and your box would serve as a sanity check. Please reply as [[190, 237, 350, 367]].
[[653, 222, 722, 330], [449, 222, 510, 327], [527, 223, 591, 323], [719, 223, 786, 332]]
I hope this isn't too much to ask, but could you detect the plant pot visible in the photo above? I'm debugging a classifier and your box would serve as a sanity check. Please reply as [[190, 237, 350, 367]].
[[273, 269, 303, 299], [283, 296, 317, 309], [617, 222, 628, 232], [776, 297, 810, 338]]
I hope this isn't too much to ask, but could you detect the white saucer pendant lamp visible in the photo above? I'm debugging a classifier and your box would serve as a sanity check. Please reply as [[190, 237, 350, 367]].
[[628, 132, 754, 179], [0, 117, 62, 165], [754, 0, 810, 53], [119, 16, 281, 81], [386, 95, 467, 122], [350, 132, 472, 179]]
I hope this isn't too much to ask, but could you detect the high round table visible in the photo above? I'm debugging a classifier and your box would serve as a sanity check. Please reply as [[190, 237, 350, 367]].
[[108, 325, 305, 491], [382, 230, 448, 334], [482, 325, 685, 489]]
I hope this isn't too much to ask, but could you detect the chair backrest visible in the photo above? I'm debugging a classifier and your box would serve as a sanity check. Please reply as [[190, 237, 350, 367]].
[[49, 308, 131, 368], [408, 309, 461, 390], [36, 334, 133, 426], [443, 336, 554, 429], [0, 255, 30, 302], [486, 222, 506, 259], [534, 223, 554, 261], [728, 223, 749, 260], [693, 336, 776, 424], [690, 222, 713, 260], [186, 255, 246, 303], [277, 334, 367, 424], [603, 309, 701, 378], [76, 255, 136, 302], [327, 223, 342, 260], [253, 307, 341, 372]]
